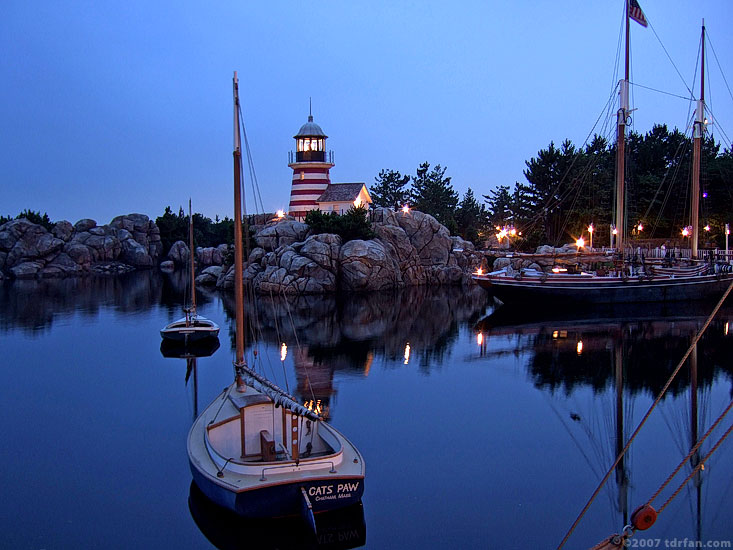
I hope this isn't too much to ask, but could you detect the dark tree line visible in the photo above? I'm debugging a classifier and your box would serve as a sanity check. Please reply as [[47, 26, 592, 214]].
[[489, 125, 733, 249], [373, 124, 732, 250]]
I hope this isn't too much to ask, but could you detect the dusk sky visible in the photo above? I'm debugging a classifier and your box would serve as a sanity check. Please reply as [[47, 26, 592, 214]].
[[2, 0, 732, 225]]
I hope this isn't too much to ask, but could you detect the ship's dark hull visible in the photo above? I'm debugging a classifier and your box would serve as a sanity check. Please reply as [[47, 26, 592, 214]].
[[473, 273, 733, 306]]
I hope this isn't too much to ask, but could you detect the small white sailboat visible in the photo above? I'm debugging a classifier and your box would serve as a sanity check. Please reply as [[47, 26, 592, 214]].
[[160, 200, 220, 342], [187, 72, 365, 524]]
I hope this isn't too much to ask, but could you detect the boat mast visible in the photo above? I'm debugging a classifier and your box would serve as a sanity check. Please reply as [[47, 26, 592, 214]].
[[691, 21, 705, 259], [615, 0, 631, 254], [233, 72, 247, 388], [188, 198, 197, 320]]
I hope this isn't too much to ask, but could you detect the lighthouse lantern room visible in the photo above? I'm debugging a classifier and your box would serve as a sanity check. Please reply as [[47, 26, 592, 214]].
[[288, 114, 334, 219]]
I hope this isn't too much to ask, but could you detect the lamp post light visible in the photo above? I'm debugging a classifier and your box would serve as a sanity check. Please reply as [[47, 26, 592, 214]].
[[587, 224, 594, 250]]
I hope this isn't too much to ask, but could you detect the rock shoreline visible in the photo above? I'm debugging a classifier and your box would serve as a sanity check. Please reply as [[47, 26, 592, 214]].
[[0, 214, 162, 280], [0, 208, 482, 293]]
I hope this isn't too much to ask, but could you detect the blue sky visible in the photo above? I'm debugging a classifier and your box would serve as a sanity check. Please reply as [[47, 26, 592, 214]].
[[2, 0, 732, 224]]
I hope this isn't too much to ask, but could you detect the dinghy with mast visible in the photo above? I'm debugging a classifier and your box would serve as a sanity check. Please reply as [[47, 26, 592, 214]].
[[160, 200, 220, 342], [187, 72, 365, 524], [473, 3, 733, 306]]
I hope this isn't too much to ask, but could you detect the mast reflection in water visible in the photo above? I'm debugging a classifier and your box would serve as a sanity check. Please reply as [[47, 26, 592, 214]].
[[475, 301, 733, 543]]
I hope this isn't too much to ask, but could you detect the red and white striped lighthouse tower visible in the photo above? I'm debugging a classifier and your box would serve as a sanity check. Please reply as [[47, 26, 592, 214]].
[[287, 113, 334, 219]]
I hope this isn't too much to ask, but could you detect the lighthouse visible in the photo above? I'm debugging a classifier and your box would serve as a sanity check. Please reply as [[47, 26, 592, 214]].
[[287, 114, 334, 220]]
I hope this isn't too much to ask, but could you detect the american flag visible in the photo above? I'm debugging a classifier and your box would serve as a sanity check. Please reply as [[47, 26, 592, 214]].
[[629, 0, 648, 27]]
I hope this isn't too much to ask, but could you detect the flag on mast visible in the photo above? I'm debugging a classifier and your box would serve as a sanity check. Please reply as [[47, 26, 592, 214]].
[[629, 0, 648, 27]]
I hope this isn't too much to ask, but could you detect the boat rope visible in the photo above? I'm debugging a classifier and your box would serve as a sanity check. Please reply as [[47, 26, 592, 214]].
[[645, 398, 733, 515], [629, 82, 694, 101], [556, 279, 733, 549], [647, 19, 694, 99]]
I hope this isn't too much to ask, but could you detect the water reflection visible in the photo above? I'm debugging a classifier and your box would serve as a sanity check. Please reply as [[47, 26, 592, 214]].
[[475, 303, 733, 541], [0, 271, 214, 334], [188, 482, 366, 550], [160, 339, 221, 420], [222, 286, 491, 417], [475, 302, 733, 396]]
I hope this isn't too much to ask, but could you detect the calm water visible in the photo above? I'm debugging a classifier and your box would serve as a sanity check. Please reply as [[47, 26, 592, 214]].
[[2, 272, 733, 549]]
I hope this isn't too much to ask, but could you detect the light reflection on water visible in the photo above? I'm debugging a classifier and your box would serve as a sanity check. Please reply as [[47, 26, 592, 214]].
[[2, 272, 733, 549]]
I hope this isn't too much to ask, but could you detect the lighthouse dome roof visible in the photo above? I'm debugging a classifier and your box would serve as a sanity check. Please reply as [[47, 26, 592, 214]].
[[294, 115, 327, 138]]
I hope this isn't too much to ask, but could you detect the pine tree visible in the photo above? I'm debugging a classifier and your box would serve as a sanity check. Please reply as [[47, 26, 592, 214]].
[[455, 188, 487, 244], [409, 162, 458, 230], [371, 169, 411, 209]]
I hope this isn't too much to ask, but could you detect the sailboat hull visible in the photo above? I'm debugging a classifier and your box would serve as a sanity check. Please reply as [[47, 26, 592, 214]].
[[189, 466, 364, 519], [473, 272, 733, 306], [187, 385, 365, 519], [160, 316, 220, 342]]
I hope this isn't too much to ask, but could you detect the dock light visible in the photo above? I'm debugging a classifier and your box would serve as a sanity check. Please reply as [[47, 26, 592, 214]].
[[576, 237, 585, 248], [404, 343, 411, 365], [552, 267, 567, 273], [576, 341, 583, 355], [276, 209, 285, 219], [509, 228, 517, 237], [476, 267, 484, 276], [725, 322, 729, 336], [682, 226, 692, 237], [477, 333, 483, 346], [402, 204, 410, 214], [703, 192, 708, 198], [727, 224, 731, 236], [280, 343, 287, 361], [612, 227, 618, 235], [588, 224, 594, 233], [637, 223, 644, 232], [704, 225, 711, 232]]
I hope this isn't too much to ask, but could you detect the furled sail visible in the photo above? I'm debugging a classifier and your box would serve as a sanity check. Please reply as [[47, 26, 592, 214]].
[[238, 364, 322, 421]]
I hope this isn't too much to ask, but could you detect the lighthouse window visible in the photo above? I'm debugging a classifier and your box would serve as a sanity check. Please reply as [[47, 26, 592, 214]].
[[298, 139, 303, 152], [317, 139, 323, 151]]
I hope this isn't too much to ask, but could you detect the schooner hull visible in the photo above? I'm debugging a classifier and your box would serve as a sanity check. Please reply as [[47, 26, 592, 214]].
[[473, 273, 733, 306]]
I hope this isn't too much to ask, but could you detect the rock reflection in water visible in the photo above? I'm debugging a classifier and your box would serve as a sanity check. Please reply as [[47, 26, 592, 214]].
[[0, 271, 218, 335], [220, 285, 491, 417], [0, 273, 164, 333]]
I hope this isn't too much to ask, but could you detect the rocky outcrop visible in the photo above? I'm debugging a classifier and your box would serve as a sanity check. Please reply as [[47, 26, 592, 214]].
[[0, 214, 162, 279], [215, 208, 481, 294], [254, 219, 310, 251], [339, 239, 402, 291], [168, 240, 190, 266]]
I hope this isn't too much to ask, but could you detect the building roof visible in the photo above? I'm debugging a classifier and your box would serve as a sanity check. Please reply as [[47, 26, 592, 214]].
[[316, 183, 369, 203], [294, 115, 327, 138]]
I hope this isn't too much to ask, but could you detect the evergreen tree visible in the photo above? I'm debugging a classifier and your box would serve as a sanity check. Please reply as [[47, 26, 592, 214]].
[[409, 162, 458, 230], [483, 185, 514, 228], [455, 188, 487, 244], [371, 169, 410, 209]]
